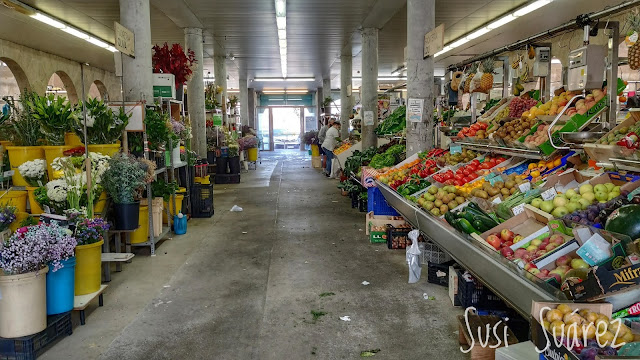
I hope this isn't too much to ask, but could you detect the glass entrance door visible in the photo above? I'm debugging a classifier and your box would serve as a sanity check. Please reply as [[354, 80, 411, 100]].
[[257, 107, 271, 151], [256, 106, 318, 151]]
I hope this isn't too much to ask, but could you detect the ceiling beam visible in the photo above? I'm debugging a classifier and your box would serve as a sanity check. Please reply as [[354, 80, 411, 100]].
[[361, 0, 407, 29]]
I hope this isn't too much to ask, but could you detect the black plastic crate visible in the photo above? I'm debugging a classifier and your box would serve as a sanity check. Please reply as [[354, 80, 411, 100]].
[[0, 312, 72, 360], [191, 183, 214, 218], [214, 174, 240, 184], [386, 225, 422, 249], [427, 260, 456, 287], [456, 269, 507, 310]]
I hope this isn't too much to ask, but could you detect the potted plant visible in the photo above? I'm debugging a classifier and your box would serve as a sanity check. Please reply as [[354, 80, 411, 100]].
[[322, 96, 333, 113], [144, 107, 171, 167], [0, 225, 51, 337], [102, 153, 146, 230], [4, 92, 45, 186], [0, 204, 16, 241], [152, 43, 197, 101], [40, 223, 77, 315], [227, 141, 240, 175], [33, 179, 68, 215], [72, 216, 108, 295], [18, 159, 48, 214], [169, 117, 186, 163], [76, 98, 129, 156], [29, 93, 79, 180], [228, 95, 238, 115], [238, 135, 258, 162]]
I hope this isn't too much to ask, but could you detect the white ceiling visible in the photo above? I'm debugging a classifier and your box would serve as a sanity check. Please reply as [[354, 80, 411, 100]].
[[1, 0, 635, 91]]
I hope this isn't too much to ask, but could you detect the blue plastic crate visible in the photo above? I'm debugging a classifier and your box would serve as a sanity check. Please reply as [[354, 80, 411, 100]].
[[367, 187, 399, 216]]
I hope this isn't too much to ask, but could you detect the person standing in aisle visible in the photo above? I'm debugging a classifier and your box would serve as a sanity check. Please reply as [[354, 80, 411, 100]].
[[317, 118, 334, 174], [321, 120, 341, 178]]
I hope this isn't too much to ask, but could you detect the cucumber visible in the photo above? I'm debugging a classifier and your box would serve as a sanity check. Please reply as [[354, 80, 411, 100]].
[[455, 218, 480, 235]]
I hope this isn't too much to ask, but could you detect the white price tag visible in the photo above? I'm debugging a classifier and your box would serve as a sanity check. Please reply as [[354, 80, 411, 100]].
[[3, 170, 14, 177], [518, 182, 531, 193], [492, 197, 502, 204], [512, 203, 525, 215], [541, 188, 557, 201]]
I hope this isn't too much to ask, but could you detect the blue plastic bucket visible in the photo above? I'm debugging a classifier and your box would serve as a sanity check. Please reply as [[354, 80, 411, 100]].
[[46, 257, 76, 315], [174, 215, 187, 235]]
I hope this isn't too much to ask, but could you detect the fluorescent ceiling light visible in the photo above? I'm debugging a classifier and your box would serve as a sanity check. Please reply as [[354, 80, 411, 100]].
[[254, 78, 315, 82], [286, 90, 308, 94], [487, 14, 516, 29], [31, 13, 65, 29], [62, 26, 90, 40], [466, 27, 490, 40], [449, 37, 470, 49], [227, 90, 239, 93], [278, 29, 286, 39], [276, 17, 286, 30], [275, 0, 286, 16], [378, 77, 407, 81], [106, 46, 118, 52], [513, 0, 551, 17], [86, 36, 109, 48], [551, 58, 561, 64], [279, 39, 287, 48]]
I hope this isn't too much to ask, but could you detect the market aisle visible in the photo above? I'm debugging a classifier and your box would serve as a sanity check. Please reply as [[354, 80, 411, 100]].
[[50, 150, 466, 360]]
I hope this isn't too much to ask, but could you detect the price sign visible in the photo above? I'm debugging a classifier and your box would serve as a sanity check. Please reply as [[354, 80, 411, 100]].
[[518, 182, 531, 193], [213, 114, 223, 126], [541, 188, 558, 201], [512, 203, 525, 215], [364, 111, 375, 126], [114, 22, 135, 57], [492, 197, 502, 204], [450, 144, 462, 154]]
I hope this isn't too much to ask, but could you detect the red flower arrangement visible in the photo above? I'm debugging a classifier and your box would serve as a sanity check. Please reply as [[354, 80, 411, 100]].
[[152, 43, 197, 87]]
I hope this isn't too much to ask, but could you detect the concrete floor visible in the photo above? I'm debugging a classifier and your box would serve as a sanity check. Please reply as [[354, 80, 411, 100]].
[[40, 150, 467, 360]]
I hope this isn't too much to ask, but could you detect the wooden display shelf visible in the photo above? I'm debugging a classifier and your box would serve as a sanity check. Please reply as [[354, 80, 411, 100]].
[[73, 284, 107, 325]]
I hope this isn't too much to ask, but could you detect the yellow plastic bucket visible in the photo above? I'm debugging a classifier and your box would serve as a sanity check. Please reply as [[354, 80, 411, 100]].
[[26, 187, 43, 215], [311, 144, 320, 156], [6, 146, 44, 186], [0, 190, 28, 213], [93, 191, 107, 214], [9, 212, 29, 232], [130, 205, 149, 244], [74, 240, 104, 295], [163, 194, 184, 223], [87, 144, 120, 157], [64, 132, 83, 146], [42, 145, 73, 180], [247, 147, 258, 161], [0, 141, 13, 148]]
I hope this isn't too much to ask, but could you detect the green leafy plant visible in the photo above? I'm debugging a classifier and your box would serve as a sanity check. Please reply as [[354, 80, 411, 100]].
[[29, 93, 78, 145], [18, 216, 38, 228], [151, 179, 178, 202], [144, 107, 171, 150], [322, 97, 333, 108], [75, 98, 129, 144], [102, 153, 146, 204], [4, 92, 43, 146]]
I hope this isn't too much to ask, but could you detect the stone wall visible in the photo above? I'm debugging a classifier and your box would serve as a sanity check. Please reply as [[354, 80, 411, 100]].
[[0, 38, 120, 103]]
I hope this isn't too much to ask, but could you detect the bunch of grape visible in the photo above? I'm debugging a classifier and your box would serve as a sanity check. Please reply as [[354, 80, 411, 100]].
[[494, 108, 510, 122], [508, 97, 538, 118]]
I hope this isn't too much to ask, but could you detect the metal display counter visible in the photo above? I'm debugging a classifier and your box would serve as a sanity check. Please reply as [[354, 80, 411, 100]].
[[376, 182, 566, 318]]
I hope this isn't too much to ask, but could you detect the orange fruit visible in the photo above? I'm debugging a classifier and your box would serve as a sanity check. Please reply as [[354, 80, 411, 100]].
[[531, 170, 540, 178], [554, 158, 562, 167], [528, 163, 537, 170]]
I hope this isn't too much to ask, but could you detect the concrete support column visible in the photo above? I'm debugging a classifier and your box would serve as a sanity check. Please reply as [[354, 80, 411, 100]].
[[214, 56, 227, 123], [340, 51, 353, 139], [248, 88, 256, 128], [119, 0, 153, 102], [239, 78, 249, 126], [361, 28, 379, 150], [406, 0, 435, 155], [184, 28, 206, 157], [316, 88, 323, 127]]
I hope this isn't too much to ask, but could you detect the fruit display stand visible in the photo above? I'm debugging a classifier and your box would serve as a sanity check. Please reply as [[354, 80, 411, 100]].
[[333, 138, 390, 171]]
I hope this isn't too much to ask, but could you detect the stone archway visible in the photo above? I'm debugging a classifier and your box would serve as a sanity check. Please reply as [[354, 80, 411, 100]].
[[88, 80, 108, 101], [0, 57, 31, 97], [48, 71, 79, 104]]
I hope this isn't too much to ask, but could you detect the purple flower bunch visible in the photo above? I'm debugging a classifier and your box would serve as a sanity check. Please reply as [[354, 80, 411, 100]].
[[0, 223, 76, 275], [0, 205, 16, 232], [171, 118, 186, 135], [74, 217, 110, 246]]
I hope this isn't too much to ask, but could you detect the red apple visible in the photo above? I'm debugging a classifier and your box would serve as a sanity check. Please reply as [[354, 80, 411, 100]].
[[548, 273, 562, 283], [555, 255, 571, 267], [528, 268, 540, 275], [545, 243, 557, 251], [503, 241, 514, 247], [501, 229, 515, 242], [524, 262, 538, 271], [522, 254, 533, 262], [535, 272, 548, 279], [535, 250, 547, 258], [514, 248, 528, 259], [540, 239, 550, 247], [486, 235, 501, 250], [551, 235, 564, 245], [500, 247, 514, 257], [540, 269, 550, 276]]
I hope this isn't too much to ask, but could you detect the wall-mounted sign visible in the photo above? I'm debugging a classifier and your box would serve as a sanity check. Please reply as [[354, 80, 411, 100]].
[[114, 22, 135, 57], [364, 111, 374, 126], [423, 24, 445, 58], [407, 98, 424, 123]]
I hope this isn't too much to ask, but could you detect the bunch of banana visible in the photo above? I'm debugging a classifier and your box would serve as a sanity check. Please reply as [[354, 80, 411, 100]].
[[511, 55, 522, 69]]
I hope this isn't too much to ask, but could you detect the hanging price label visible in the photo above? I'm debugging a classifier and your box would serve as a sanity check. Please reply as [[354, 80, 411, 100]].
[[492, 197, 502, 204], [450, 144, 462, 154], [518, 182, 531, 193], [512, 203, 525, 215], [541, 188, 558, 201]]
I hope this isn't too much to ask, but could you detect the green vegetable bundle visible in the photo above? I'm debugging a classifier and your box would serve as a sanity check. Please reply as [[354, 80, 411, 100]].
[[375, 106, 406, 135]]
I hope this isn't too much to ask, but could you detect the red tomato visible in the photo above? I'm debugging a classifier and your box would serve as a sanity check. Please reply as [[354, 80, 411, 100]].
[[471, 160, 480, 166], [454, 173, 465, 181], [468, 173, 478, 180], [462, 176, 472, 183], [467, 164, 477, 172], [456, 168, 464, 174], [444, 179, 455, 186], [496, 158, 505, 164], [480, 163, 491, 169], [453, 179, 463, 186], [443, 173, 453, 181], [462, 169, 471, 176]]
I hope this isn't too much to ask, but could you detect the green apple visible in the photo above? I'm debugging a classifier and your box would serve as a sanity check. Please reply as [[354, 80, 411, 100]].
[[566, 201, 581, 212], [604, 183, 615, 192], [570, 258, 590, 270], [526, 245, 538, 252], [595, 191, 609, 202], [579, 184, 594, 195], [531, 239, 542, 246], [540, 200, 554, 213], [556, 193, 567, 200], [578, 198, 592, 210], [428, 186, 438, 195], [552, 206, 569, 218], [581, 192, 595, 202], [425, 193, 436, 201], [593, 184, 608, 194], [608, 192, 620, 201], [530, 198, 543, 208], [553, 197, 567, 208], [565, 189, 578, 198], [613, 185, 621, 193]]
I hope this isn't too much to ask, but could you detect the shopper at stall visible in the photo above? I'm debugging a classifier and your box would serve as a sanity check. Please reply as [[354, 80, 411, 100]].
[[318, 118, 334, 173], [321, 120, 341, 178]]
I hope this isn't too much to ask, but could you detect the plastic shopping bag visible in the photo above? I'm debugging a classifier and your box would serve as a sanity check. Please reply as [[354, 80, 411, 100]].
[[406, 230, 422, 284]]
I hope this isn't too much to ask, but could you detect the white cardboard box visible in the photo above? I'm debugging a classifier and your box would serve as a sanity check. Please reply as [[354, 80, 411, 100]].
[[495, 341, 539, 360], [448, 265, 460, 307]]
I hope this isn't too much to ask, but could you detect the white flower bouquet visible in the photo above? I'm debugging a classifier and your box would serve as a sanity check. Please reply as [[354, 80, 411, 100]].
[[18, 159, 47, 187]]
